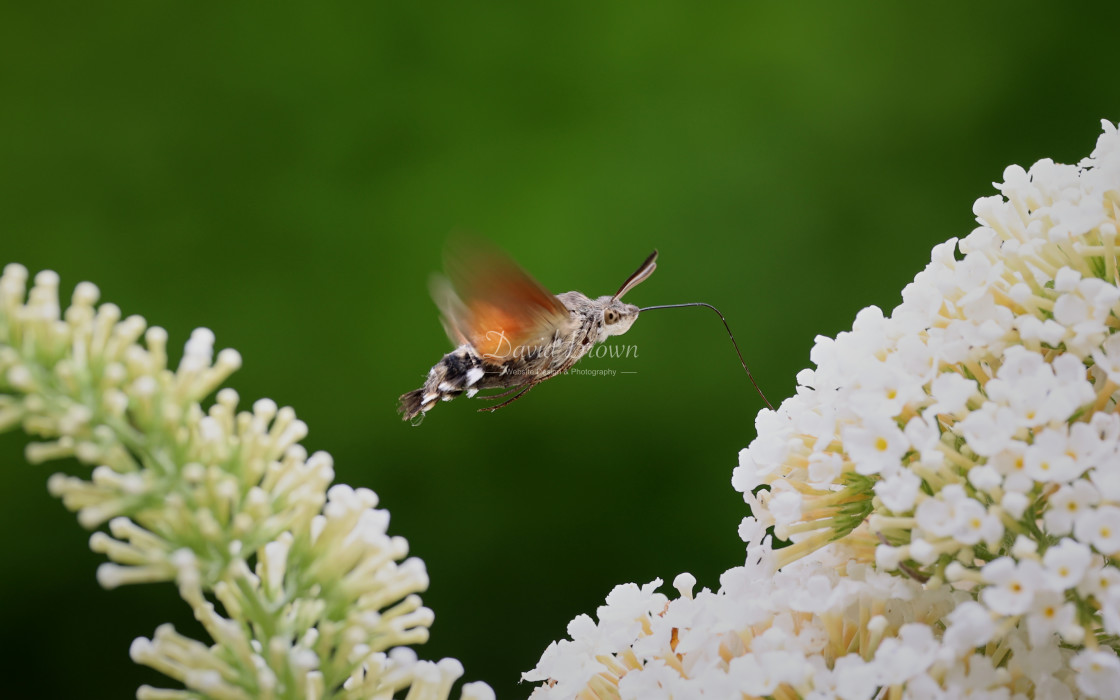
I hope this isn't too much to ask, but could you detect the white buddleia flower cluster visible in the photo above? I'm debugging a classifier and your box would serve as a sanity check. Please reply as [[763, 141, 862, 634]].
[[526, 547, 1076, 699], [525, 121, 1120, 699], [0, 266, 493, 700]]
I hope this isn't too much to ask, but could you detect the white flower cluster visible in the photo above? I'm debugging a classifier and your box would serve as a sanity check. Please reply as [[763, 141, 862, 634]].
[[525, 121, 1120, 699], [0, 266, 492, 700], [526, 547, 1077, 699]]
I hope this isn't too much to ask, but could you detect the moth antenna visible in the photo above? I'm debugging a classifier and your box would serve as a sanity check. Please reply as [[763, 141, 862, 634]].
[[614, 250, 659, 300], [639, 302, 773, 410]]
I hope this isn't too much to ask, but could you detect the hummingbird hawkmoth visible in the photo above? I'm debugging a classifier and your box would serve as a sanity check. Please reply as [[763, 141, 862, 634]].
[[398, 241, 772, 423], [398, 241, 658, 422]]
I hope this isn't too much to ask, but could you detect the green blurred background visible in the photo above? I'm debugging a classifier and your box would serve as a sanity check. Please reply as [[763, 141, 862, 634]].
[[2, 2, 1119, 697]]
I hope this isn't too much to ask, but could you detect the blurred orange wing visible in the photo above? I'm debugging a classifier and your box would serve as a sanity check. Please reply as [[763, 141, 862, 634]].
[[431, 240, 572, 363]]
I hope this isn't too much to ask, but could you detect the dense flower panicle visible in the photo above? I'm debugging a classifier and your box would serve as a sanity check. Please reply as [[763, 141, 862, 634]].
[[526, 121, 1120, 699], [525, 547, 1078, 699], [0, 265, 490, 699]]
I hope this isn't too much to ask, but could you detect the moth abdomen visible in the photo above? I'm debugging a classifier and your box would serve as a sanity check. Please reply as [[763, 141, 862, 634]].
[[398, 346, 488, 420]]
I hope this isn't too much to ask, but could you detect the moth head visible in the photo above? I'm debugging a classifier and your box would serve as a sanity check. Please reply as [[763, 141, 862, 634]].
[[598, 298, 641, 338], [593, 248, 657, 338]]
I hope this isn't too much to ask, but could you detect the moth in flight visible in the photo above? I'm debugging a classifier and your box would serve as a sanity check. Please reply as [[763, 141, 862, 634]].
[[398, 243, 657, 421]]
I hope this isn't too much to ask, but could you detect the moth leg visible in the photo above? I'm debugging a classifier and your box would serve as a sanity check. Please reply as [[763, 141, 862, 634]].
[[477, 384, 536, 412], [479, 385, 525, 401], [478, 365, 569, 413]]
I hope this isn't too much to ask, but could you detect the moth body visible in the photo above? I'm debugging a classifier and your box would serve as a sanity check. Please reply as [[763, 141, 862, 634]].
[[398, 245, 657, 421], [398, 290, 644, 420]]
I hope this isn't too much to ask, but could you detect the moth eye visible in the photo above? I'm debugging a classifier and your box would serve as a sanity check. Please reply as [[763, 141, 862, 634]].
[[604, 309, 620, 324]]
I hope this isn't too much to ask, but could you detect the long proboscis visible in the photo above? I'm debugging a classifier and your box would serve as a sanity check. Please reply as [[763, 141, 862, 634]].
[[639, 302, 773, 410]]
